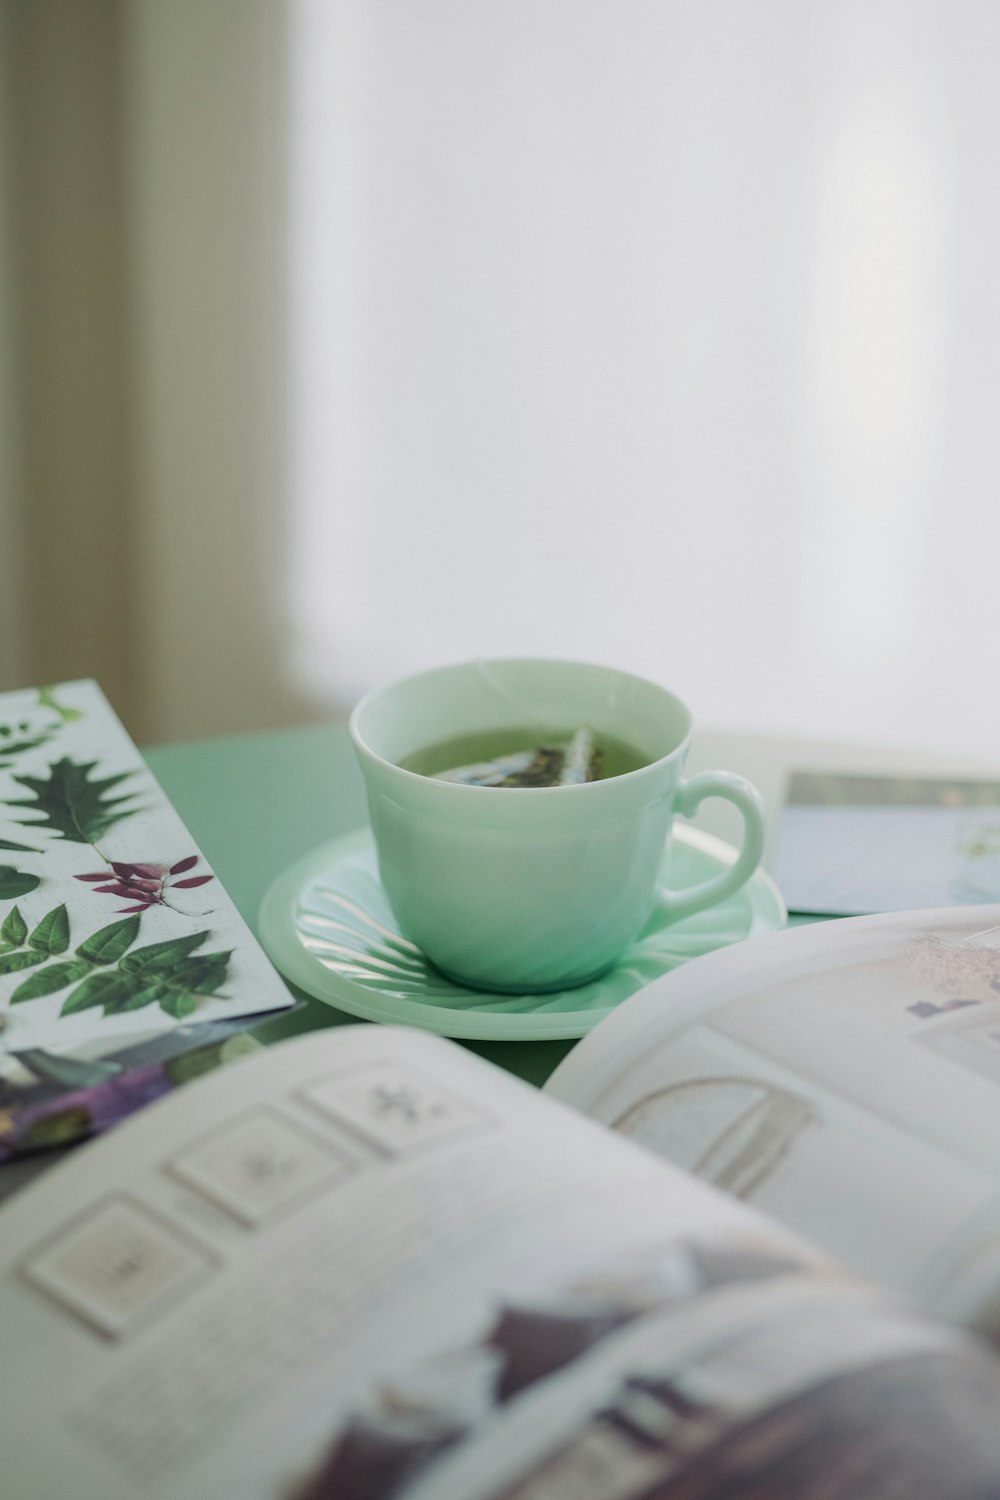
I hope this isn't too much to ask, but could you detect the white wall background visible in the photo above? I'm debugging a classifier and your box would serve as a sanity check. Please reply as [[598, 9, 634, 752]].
[[289, 0, 1000, 758]]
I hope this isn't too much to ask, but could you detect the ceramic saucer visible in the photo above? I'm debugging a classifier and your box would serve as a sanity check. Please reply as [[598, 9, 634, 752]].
[[257, 825, 786, 1042]]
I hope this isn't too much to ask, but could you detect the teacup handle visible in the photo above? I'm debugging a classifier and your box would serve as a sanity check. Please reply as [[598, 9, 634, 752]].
[[654, 771, 767, 924]]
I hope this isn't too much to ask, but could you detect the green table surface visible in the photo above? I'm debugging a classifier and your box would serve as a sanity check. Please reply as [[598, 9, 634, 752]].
[[143, 724, 576, 1088]]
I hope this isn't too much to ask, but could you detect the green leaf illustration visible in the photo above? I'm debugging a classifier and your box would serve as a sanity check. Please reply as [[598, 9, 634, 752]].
[[104, 945, 231, 1019], [0, 866, 41, 900], [116, 984, 167, 1013], [159, 951, 232, 993], [0, 838, 40, 853], [75, 914, 141, 965], [0, 732, 56, 768], [38, 686, 84, 724], [60, 970, 140, 1016], [158, 990, 198, 1020], [123, 982, 170, 1008], [28, 903, 70, 956], [10, 960, 92, 1004], [135, 951, 232, 1019], [119, 931, 211, 976], [7, 909, 232, 1025], [0, 950, 46, 977], [5, 757, 140, 845], [0, 905, 27, 948]]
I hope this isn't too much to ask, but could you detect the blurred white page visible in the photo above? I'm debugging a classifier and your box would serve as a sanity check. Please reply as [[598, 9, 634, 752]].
[[547, 903, 1000, 1327], [773, 771, 1000, 914]]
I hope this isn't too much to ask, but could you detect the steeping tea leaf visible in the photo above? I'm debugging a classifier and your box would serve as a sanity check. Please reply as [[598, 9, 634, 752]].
[[412, 725, 625, 787]]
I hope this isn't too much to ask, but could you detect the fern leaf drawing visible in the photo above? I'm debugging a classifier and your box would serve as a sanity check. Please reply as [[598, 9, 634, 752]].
[[4, 758, 141, 846]]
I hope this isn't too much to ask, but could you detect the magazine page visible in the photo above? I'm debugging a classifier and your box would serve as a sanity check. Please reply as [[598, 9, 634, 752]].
[[546, 904, 1000, 1333], [4, 1023, 995, 1500], [0, 679, 295, 1162], [0, 679, 295, 1064]]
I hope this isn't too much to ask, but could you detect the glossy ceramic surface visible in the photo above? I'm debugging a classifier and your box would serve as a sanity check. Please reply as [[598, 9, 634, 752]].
[[258, 824, 786, 1040], [350, 658, 766, 991]]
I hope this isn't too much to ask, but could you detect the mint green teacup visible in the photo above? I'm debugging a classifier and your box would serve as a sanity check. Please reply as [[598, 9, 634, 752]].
[[349, 659, 765, 993]]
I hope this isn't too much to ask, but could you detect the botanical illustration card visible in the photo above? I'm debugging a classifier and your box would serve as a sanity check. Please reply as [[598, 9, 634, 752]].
[[773, 770, 1000, 915], [0, 680, 295, 1054]]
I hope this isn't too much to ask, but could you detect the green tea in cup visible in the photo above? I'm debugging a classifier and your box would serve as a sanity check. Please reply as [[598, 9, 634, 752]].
[[400, 726, 648, 787]]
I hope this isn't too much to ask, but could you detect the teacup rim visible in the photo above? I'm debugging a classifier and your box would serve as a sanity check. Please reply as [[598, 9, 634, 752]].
[[348, 656, 694, 795]]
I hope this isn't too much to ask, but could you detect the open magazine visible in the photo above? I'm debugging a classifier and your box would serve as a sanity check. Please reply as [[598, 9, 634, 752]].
[[7, 906, 1000, 1498]]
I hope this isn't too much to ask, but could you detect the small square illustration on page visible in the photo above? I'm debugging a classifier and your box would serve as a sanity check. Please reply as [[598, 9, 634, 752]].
[[20, 1195, 216, 1339], [168, 1107, 356, 1225], [300, 1062, 494, 1156]]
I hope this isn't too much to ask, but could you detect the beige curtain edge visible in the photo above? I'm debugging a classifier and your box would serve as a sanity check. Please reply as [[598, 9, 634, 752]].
[[0, 0, 326, 744]]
